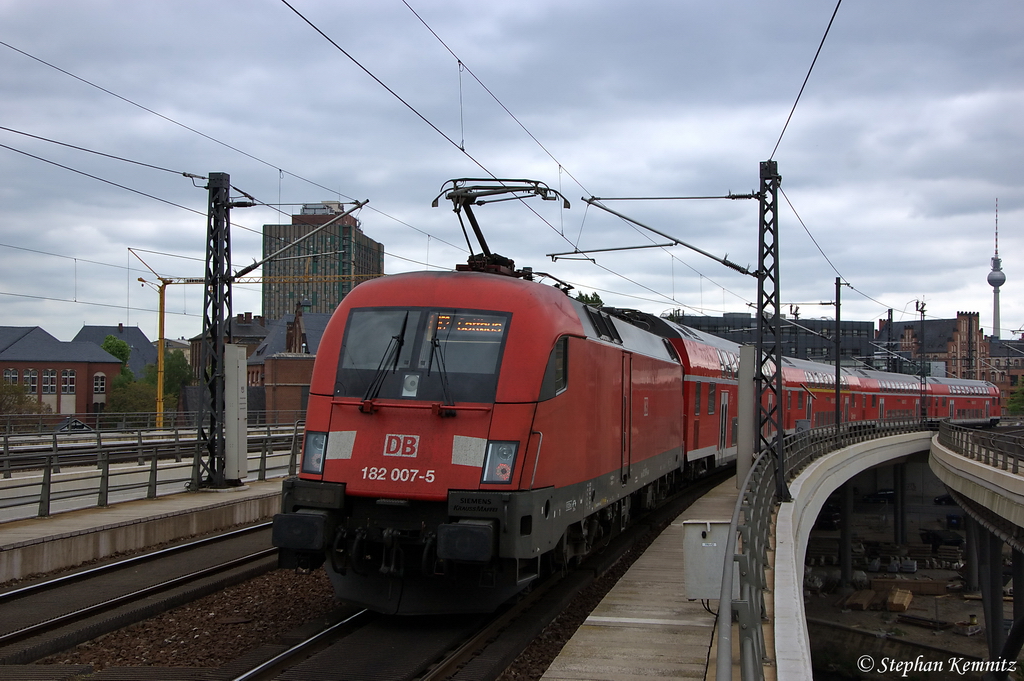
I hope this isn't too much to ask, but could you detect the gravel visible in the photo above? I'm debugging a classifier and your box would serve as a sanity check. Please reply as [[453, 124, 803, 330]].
[[496, 533, 654, 681], [41, 569, 337, 670], [40, 520, 664, 679]]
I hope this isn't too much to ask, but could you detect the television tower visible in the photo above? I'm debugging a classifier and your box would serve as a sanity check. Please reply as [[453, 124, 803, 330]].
[[988, 198, 1005, 339]]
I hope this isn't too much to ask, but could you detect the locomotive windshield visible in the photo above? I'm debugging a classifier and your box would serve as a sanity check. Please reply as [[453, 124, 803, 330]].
[[335, 307, 511, 403]]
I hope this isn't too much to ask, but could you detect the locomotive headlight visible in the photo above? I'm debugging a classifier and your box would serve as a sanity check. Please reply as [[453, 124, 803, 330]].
[[301, 431, 328, 475], [481, 440, 518, 484]]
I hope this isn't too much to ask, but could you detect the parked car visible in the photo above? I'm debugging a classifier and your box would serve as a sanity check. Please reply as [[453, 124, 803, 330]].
[[862, 488, 895, 503], [934, 493, 956, 505], [920, 529, 965, 548]]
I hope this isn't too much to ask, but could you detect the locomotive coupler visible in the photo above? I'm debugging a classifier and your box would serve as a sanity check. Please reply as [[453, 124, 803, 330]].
[[421, 533, 441, 575], [330, 528, 348, 575], [350, 528, 369, 576], [379, 528, 405, 576]]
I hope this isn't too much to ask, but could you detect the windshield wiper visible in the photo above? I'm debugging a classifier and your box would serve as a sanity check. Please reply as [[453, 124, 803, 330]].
[[426, 337, 455, 416], [360, 312, 409, 411]]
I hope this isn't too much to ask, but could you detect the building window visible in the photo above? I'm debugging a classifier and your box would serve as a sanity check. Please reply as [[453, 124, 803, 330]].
[[24, 369, 37, 393], [2, 368, 16, 384], [93, 373, 106, 394], [61, 369, 76, 394], [42, 369, 57, 394]]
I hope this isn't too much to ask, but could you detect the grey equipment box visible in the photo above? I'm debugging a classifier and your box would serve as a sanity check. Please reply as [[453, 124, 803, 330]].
[[682, 519, 739, 601]]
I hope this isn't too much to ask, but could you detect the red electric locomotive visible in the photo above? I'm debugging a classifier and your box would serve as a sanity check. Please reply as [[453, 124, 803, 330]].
[[272, 270, 688, 614]]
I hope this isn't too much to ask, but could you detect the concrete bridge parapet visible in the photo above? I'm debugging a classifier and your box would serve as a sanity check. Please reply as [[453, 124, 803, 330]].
[[931, 437, 1024, 532], [774, 431, 934, 680]]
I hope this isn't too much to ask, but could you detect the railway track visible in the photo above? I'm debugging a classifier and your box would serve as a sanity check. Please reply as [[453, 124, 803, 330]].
[[226, 467, 731, 681], [0, 467, 728, 679], [0, 522, 277, 665]]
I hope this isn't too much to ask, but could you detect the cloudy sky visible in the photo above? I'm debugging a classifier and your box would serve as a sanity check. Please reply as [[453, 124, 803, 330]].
[[1, 0, 1021, 346]]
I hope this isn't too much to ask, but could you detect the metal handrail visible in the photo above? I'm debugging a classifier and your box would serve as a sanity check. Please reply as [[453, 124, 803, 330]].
[[0, 410, 308, 434], [716, 418, 930, 681], [939, 422, 1024, 475], [1, 426, 295, 478], [0, 423, 304, 520]]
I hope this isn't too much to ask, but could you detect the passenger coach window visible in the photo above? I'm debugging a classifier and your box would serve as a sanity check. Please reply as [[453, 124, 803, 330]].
[[539, 336, 569, 400], [708, 383, 716, 415], [694, 382, 701, 415]]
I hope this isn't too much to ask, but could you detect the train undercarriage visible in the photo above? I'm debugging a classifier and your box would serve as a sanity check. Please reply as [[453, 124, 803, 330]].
[[273, 451, 698, 614]]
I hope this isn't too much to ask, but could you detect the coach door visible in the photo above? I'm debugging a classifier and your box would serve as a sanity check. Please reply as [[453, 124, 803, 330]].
[[717, 389, 729, 464], [879, 398, 885, 421], [621, 353, 632, 485]]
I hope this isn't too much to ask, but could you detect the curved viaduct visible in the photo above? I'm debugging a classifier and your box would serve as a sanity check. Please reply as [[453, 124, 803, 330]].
[[772, 428, 1024, 679]]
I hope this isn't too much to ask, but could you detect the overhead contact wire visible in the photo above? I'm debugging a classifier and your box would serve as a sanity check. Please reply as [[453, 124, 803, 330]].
[[769, 0, 842, 160], [280, 0, 491, 178], [401, 0, 591, 199], [0, 142, 204, 216], [399, 0, 718, 307], [0, 38, 465, 258]]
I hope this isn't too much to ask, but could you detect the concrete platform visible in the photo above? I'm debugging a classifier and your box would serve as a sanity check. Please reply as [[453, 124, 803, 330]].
[[0, 480, 283, 583], [542, 478, 744, 681]]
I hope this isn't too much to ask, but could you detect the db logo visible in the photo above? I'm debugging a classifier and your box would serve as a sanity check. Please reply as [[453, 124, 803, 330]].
[[384, 434, 419, 458]]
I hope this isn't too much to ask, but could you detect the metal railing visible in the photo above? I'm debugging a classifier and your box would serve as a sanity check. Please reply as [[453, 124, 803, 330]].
[[0, 410, 309, 434], [939, 421, 1024, 473], [0, 421, 304, 520], [716, 417, 930, 681]]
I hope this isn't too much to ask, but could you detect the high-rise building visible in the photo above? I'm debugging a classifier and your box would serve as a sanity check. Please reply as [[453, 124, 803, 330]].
[[261, 203, 384, 320]]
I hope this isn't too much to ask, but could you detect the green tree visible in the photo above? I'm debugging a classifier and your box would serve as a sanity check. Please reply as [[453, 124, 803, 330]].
[[102, 335, 134, 385], [575, 291, 604, 307], [1007, 383, 1024, 415], [142, 350, 193, 407], [0, 382, 49, 414], [101, 335, 130, 366], [107, 381, 156, 414]]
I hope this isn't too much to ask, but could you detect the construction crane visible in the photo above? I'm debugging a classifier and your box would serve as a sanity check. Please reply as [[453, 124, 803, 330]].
[[133, 251, 381, 428]]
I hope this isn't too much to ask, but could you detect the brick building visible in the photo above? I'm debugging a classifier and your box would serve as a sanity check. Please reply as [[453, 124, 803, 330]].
[[1, 327, 122, 415], [246, 311, 332, 424], [987, 337, 1024, 413], [189, 312, 269, 378], [878, 311, 990, 381]]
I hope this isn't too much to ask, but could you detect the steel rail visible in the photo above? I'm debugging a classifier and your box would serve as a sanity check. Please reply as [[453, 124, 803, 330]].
[[0, 522, 271, 603], [228, 609, 371, 681], [0, 547, 276, 646]]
